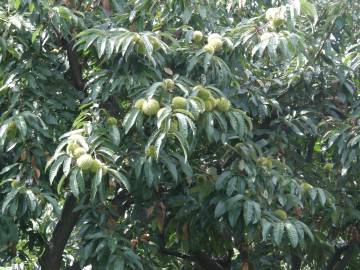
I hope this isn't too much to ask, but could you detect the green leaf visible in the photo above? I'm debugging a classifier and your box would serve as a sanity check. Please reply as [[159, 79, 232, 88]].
[[62, 155, 72, 177], [285, 222, 299, 248], [228, 208, 241, 227], [173, 131, 189, 162], [2, 189, 18, 213], [146, 82, 162, 98], [317, 188, 326, 206], [226, 194, 245, 206], [215, 171, 232, 190], [300, 0, 318, 23], [154, 132, 166, 159], [49, 155, 66, 185], [226, 176, 237, 196], [273, 222, 285, 245], [243, 201, 253, 225], [108, 169, 130, 191], [97, 37, 107, 58], [113, 257, 125, 270], [70, 168, 80, 198], [261, 219, 273, 240], [123, 249, 143, 270], [109, 125, 121, 146], [25, 190, 37, 212], [91, 167, 103, 201], [215, 201, 226, 218], [144, 159, 155, 187], [142, 34, 155, 66], [123, 108, 140, 134], [175, 113, 189, 138], [0, 163, 19, 175], [15, 116, 27, 138], [57, 174, 67, 194], [300, 221, 314, 241], [43, 194, 61, 217], [77, 170, 85, 192], [32, 25, 43, 43], [160, 154, 178, 182]]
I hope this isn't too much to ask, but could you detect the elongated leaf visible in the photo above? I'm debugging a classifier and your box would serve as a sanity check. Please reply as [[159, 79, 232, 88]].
[[261, 219, 272, 240], [273, 222, 285, 245], [43, 194, 61, 217], [146, 82, 162, 98], [49, 155, 66, 185], [160, 154, 178, 182], [2, 189, 18, 213], [175, 113, 189, 138], [91, 167, 103, 201], [109, 125, 121, 146], [70, 168, 80, 197], [243, 201, 253, 225], [0, 163, 19, 175], [215, 201, 226, 218], [77, 170, 85, 192], [215, 171, 232, 190], [173, 131, 189, 162], [300, 0, 318, 23], [15, 115, 27, 138], [154, 132, 166, 159], [123, 108, 140, 134], [226, 176, 237, 196], [300, 221, 314, 241], [317, 188, 326, 206], [226, 194, 245, 206], [285, 222, 299, 247], [57, 174, 67, 194], [62, 155, 72, 177], [108, 168, 130, 191]]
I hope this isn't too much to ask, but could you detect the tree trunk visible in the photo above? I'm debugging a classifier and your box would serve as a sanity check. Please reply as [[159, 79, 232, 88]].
[[39, 195, 80, 270]]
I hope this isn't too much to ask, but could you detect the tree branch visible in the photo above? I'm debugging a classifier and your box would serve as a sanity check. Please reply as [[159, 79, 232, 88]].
[[160, 247, 193, 260], [325, 242, 358, 270], [331, 242, 358, 270], [291, 254, 302, 270], [193, 251, 227, 270], [39, 194, 81, 270], [62, 39, 84, 91], [159, 247, 226, 270], [306, 136, 316, 162], [312, 14, 340, 64], [65, 262, 81, 270]]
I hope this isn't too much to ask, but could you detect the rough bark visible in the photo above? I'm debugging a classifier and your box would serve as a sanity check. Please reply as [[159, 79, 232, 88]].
[[194, 251, 227, 270], [39, 195, 80, 270], [326, 242, 359, 270], [160, 248, 226, 270], [291, 254, 302, 270], [63, 40, 83, 91], [331, 242, 358, 270]]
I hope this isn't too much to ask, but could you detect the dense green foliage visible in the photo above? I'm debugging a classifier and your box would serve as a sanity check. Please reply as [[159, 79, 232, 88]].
[[0, 0, 359, 269]]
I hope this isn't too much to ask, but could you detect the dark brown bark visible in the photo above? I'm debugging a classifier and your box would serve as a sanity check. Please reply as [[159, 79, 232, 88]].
[[160, 248, 226, 270], [66, 262, 81, 270], [63, 40, 84, 91], [39, 195, 81, 270], [160, 248, 192, 260], [326, 242, 359, 270], [306, 136, 316, 162], [291, 254, 302, 270], [101, 0, 112, 16], [331, 242, 358, 270], [194, 251, 226, 270], [39, 26, 85, 268]]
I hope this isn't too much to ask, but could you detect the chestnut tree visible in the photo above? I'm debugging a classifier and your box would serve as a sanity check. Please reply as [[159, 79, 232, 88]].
[[0, 0, 359, 269]]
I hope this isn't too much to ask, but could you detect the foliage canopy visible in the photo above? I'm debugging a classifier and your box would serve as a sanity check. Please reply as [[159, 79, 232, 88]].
[[0, 0, 359, 269]]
